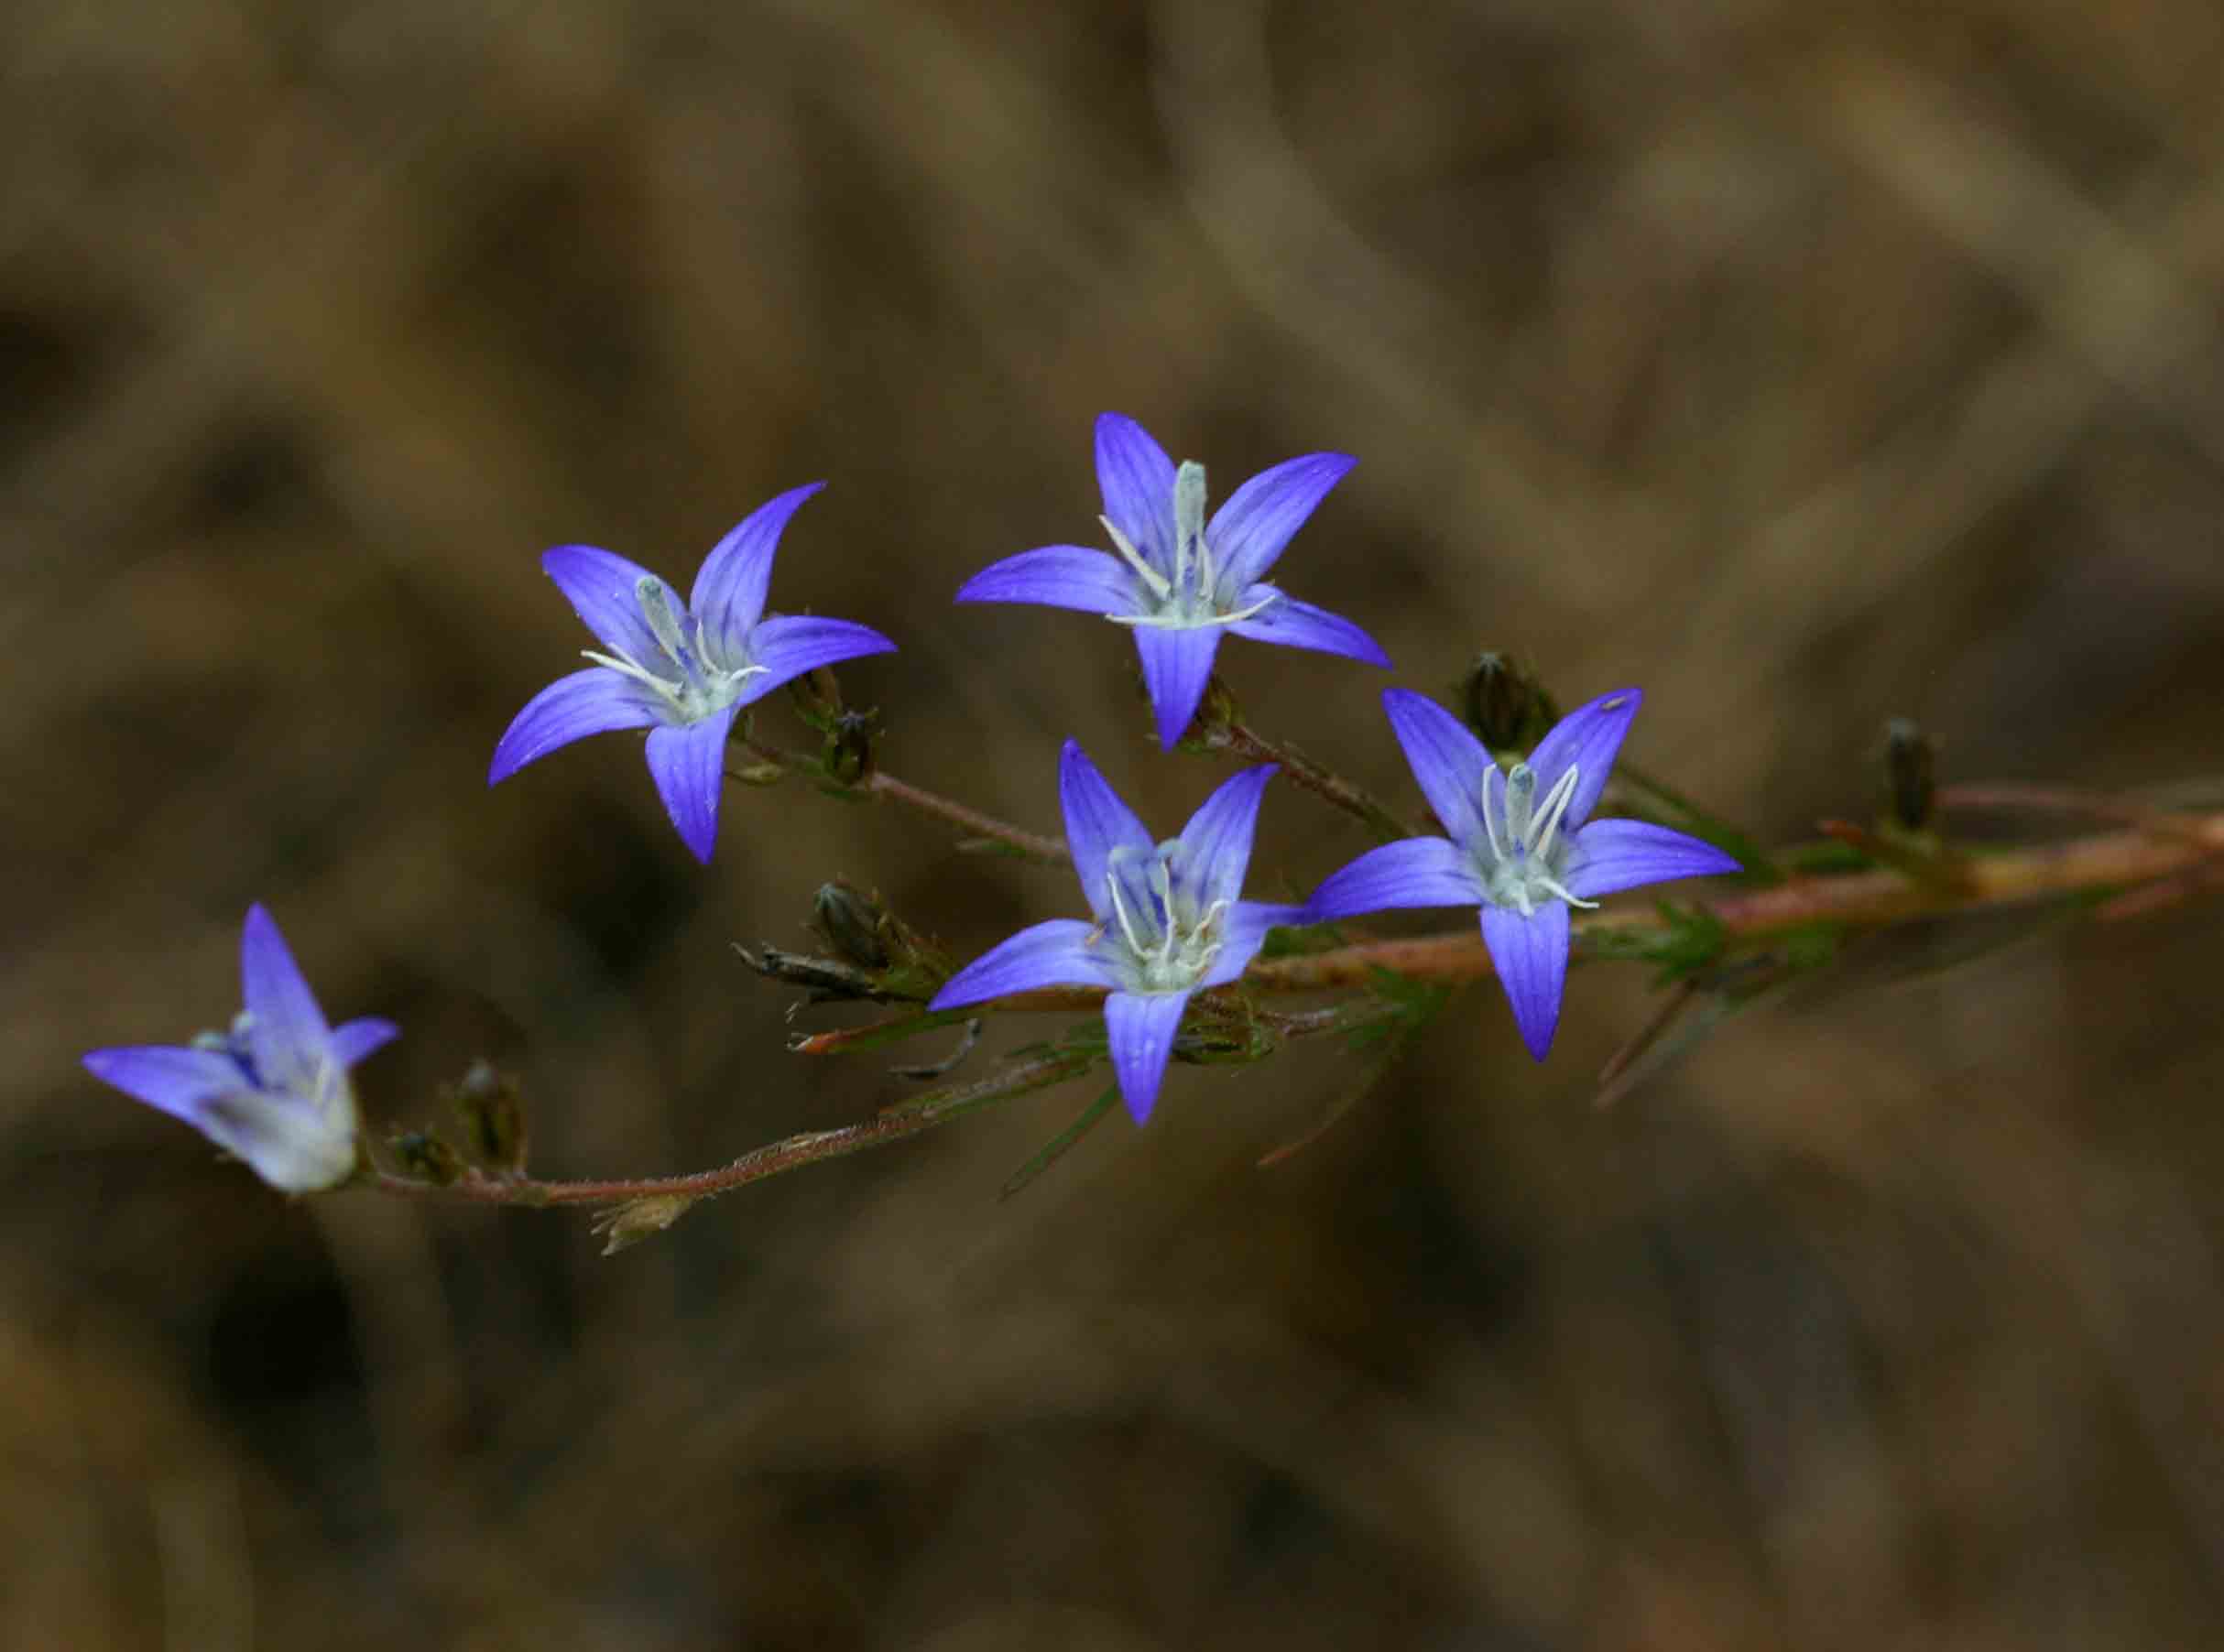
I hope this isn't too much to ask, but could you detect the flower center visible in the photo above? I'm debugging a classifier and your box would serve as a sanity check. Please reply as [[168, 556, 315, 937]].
[[1095, 842, 1228, 992], [583, 576, 767, 723], [1100, 462, 1281, 633], [194, 1011, 345, 1110], [193, 1011, 266, 1088], [1474, 761, 1597, 917]]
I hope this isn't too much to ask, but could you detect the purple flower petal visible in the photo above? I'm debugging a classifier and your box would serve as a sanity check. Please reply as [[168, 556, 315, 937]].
[[928, 918, 1118, 1010], [239, 905, 330, 1088], [489, 668, 661, 785], [330, 1016, 402, 1069], [1103, 989, 1191, 1125], [1134, 625, 1223, 750], [1199, 901, 1308, 987], [1305, 835, 1486, 923], [1381, 689, 1494, 848], [689, 483, 826, 658], [1564, 819, 1741, 901], [1095, 412, 1177, 575], [954, 546, 1143, 614], [1527, 689, 1642, 832], [643, 705, 740, 863], [82, 1045, 248, 1126], [742, 614, 897, 699], [1481, 902, 1570, 1061], [541, 545, 669, 662], [1208, 451, 1357, 591], [1058, 741, 1155, 921], [1227, 590, 1391, 668], [1172, 764, 1276, 913]]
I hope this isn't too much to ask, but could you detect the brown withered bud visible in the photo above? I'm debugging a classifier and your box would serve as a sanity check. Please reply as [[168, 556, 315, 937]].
[[736, 943, 887, 1003], [1882, 718, 1937, 831]]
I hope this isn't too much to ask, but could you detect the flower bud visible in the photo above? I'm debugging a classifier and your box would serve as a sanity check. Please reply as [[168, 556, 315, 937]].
[[812, 881, 890, 969], [446, 1060, 529, 1176], [1193, 672, 1241, 734], [1461, 652, 1555, 750], [591, 1193, 696, 1255], [785, 666, 845, 732], [1882, 718, 1936, 831], [388, 1130, 463, 1186], [823, 708, 877, 787]]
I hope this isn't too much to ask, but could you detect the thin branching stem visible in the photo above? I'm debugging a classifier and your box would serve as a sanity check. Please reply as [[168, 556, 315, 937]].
[[1198, 713, 1417, 842], [737, 733, 1069, 864], [365, 803, 2222, 1213]]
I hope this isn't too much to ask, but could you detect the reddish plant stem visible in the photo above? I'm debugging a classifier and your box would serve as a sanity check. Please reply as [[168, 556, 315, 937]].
[[367, 807, 2224, 1211], [1243, 810, 2224, 993]]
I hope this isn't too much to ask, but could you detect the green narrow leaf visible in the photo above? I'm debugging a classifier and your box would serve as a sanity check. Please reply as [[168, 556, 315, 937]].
[[999, 1085, 1122, 1201]]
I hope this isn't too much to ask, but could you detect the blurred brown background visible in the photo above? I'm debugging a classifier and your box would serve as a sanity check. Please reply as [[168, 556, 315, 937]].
[[7, 0, 2224, 1646]]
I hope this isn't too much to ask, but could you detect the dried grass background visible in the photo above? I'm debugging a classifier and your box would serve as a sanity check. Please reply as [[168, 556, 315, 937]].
[[6, 1, 2224, 1647]]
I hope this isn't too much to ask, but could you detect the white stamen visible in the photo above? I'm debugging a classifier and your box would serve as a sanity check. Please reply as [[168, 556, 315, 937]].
[[583, 647, 680, 697], [1174, 462, 1208, 594], [1480, 766, 1508, 864], [1150, 858, 1178, 964], [1535, 873, 1598, 910], [1098, 595, 1281, 631], [1103, 589, 1281, 630], [1101, 515, 1172, 601], [1504, 763, 1536, 848], [636, 576, 691, 665], [1106, 868, 1150, 957], [1530, 765, 1581, 859]]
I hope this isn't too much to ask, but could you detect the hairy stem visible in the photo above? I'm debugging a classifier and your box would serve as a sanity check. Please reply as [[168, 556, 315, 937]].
[[366, 1048, 1094, 1208]]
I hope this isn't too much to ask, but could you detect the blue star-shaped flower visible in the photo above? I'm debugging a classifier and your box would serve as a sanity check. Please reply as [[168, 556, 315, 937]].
[[929, 742, 1303, 1123], [1306, 689, 1741, 1060], [82, 905, 398, 1191], [490, 484, 896, 862], [956, 413, 1390, 749]]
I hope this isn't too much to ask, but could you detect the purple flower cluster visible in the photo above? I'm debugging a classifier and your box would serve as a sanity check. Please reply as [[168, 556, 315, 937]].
[[86, 409, 1741, 1177]]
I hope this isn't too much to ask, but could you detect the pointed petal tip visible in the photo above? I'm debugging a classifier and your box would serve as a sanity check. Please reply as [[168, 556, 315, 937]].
[[929, 919, 1111, 1011], [332, 1017, 402, 1068], [1104, 990, 1187, 1126], [643, 712, 736, 867], [1481, 904, 1569, 1063]]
